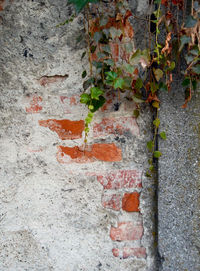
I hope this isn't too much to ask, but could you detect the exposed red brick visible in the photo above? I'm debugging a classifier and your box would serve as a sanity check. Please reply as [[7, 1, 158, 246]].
[[110, 221, 143, 241], [122, 192, 140, 212], [112, 248, 119, 257], [57, 143, 122, 163], [26, 96, 42, 113], [0, 0, 5, 11], [102, 193, 121, 211], [39, 119, 84, 140], [97, 170, 142, 190], [60, 95, 78, 106], [112, 247, 146, 259], [123, 247, 146, 259], [93, 116, 139, 137], [39, 74, 68, 87]]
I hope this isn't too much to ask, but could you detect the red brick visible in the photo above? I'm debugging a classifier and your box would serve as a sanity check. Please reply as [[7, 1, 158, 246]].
[[93, 116, 139, 137], [112, 247, 146, 259], [39, 74, 68, 87], [57, 143, 122, 163], [123, 247, 146, 259], [112, 248, 119, 257], [39, 119, 84, 140], [26, 95, 42, 113], [0, 0, 5, 11], [102, 193, 121, 211], [97, 170, 142, 190], [110, 221, 143, 241], [122, 192, 140, 212]]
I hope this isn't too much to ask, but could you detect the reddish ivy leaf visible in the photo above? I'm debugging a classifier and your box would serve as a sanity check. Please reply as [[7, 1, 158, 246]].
[[161, 0, 168, 6], [172, 0, 183, 9]]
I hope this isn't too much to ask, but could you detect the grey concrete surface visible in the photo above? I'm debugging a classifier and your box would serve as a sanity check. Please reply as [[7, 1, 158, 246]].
[[158, 82, 200, 271]]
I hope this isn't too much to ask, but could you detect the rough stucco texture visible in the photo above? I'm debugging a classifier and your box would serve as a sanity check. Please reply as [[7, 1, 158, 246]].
[[0, 1, 155, 270], [158, 84, 200, 271]]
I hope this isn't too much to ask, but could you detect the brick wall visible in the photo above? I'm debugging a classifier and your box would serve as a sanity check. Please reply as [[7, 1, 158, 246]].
[[0, 1, 154, 270]]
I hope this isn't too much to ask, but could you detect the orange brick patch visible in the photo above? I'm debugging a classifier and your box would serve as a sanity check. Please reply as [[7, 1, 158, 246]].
[[26, 96, 43, 113], [122, 192, 140, 212], [110, 221, 143, 241], [112, 247, 146, 259], [39, 119, 84, 140], [57, 143, 122, 163]]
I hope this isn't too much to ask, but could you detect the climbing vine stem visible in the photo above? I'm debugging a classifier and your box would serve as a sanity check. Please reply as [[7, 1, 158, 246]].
[[65, 0, 200, 175]]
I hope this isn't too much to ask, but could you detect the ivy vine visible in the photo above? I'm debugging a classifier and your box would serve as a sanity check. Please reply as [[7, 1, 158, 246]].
[[63, 0, 200, 177]]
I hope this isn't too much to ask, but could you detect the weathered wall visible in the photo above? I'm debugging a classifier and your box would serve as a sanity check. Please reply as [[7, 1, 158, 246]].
[[0, 1, 155, 270]]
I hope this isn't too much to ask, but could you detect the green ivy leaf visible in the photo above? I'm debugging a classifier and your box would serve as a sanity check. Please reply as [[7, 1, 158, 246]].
[[133, 109, 140, 118], [104, 59, 114, 67], [97, 52, 106, 59], [123, 64, 135, 74], [146, 171, 152, 178], [114, 78, 124, 89], [168, 61, 175, 71], [91, 45, 97, 53], [105, 71, 117, 81], [109, 27, 122, 39], [81, 51, 86, 60], [182, 78, 190, 87], [149, 165, 154, 172], [159, 82, 168, 91], [152, 101, 160, 108], [179, 35, 191, 51], [94, 32, 102, 43], [192, 80, 197, 90], [154, 0, 161, 4], [160, 131, 167, 140], [82, 70, 87, 78], [153, 118, 160, 128], [83, 78, 94, 90], [88, 105, 94, 110], [135, 78, 143, 90], [147, 141, 154, 152], [68, 0, 99, 13], [191, 64, 200, 75], [90, 87, 104, 100], [80, 93, 90, 104], [185, 15, 197, 28], [92, 61, 103, 70], [123, 77, 132, 88], [190, 48, 199, 56], [153, 68, 163, 82], [102, 45, 111, 54], [130, 49, 142, 65], [185, 54, 194, 64], [132, 96, 144, 103], [90, 96, 106, 112], [150, 81, 159, 94], [154, 151, 162, 158]]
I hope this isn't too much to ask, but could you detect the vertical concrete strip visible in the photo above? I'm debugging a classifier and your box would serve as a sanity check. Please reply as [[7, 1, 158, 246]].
[[158, 82, 200, 270]]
